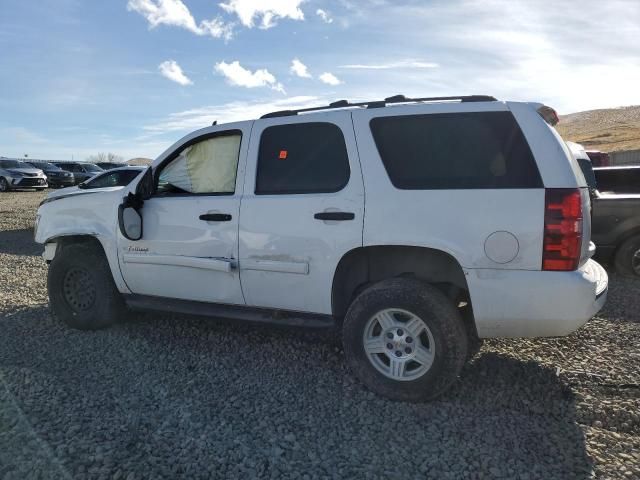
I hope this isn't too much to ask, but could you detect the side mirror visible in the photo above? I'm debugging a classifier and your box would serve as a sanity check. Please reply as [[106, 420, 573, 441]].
[[118, 204, 143, 241]]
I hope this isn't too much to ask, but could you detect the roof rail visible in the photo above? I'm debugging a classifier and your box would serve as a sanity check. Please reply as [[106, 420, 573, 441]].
[[260, 94, 497, 119]]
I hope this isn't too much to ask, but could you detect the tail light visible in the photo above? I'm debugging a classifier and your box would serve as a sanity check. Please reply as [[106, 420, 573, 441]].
[[543, 189, 583, 271]]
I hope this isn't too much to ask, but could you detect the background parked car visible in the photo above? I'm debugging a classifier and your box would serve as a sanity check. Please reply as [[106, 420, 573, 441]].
[[53, 162, 103, 184], [572, 144, 640, 277], [43, 166, 146, 202], [593, 165, 640, 195], [0, 158, 48, 191], [27, 161, 75, 188]]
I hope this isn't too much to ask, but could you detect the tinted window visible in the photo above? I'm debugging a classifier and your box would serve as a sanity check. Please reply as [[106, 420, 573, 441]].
[[577, 159, 597, 190], [157, 132, 241, 195], [0, 160, 24, 168], [256, 122, 350, 194], [370, 112, 542, 189], [594, 168, 640, 194], [84, 163, 103, 173], [57, 164, 79, 172]]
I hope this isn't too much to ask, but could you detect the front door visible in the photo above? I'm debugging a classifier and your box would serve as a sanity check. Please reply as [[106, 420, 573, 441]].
[[118, 125, 251, 304], [238, 113, 364, 314]]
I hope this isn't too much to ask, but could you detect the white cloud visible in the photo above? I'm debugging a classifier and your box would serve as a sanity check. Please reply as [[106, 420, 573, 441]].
[[319, 72, 342, 86], [219, 0, 304, 29], [316, 8, 333, 23], [215, 61, 285, 93], [290, 58, 312, 78], [340, 60, 439, 69], [144, 96, 324, 133], [158, 60, 193, 86], [127, 0, 233, 40]]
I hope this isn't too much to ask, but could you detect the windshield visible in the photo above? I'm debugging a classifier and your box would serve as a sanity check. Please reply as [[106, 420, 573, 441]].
[[84, 163, 104, 173], [0, 159, 25, 168], [30, 162, 60, 170]]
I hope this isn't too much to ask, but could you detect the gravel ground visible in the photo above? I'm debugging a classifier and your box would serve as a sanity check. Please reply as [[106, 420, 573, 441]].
[[1, 191, 639, 480]]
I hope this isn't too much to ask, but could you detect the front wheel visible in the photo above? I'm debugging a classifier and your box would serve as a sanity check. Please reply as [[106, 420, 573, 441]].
[[342, 278, 468, 402], [614, 234, 640, 278], [48, 243, 127, 330], [0, 177, 9, 192]]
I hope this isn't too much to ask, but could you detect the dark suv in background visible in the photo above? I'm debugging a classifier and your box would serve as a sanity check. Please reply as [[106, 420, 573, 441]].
[[28, 161, 75, 188], [53, 162, 103, 184]]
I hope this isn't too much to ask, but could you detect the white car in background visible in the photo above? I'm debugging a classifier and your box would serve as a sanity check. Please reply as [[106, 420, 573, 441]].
[[42, 166, 146, 203], [0, 158, 48, 191]]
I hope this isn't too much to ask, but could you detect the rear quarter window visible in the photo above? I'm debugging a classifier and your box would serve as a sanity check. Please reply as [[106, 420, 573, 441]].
[[370, 111, 542, 189]]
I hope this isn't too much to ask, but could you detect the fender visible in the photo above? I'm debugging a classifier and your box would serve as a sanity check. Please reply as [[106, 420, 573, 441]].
[[35, 189, 131, 294]]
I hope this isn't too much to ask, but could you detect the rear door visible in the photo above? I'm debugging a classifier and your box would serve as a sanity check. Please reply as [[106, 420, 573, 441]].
[[239, 113, 364, 314]]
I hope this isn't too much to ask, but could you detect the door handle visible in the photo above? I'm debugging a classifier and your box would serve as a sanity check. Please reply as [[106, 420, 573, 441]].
[[199, 213, 232, 222], [314, 212, 355, 221]]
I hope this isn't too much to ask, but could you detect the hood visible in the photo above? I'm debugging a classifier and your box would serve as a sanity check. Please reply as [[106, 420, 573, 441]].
[[7, 167, 43, 176], [43, 185, 125, 203]]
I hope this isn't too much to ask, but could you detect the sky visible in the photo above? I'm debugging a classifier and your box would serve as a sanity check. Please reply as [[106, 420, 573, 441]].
[[1, 0, 639, 161]]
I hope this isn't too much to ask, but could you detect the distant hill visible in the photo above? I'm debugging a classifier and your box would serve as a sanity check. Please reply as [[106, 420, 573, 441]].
[[557, 105, 640, 153], [127, 157, 153, 166]]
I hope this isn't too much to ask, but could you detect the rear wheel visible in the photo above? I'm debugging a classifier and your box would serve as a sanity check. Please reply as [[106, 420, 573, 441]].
[[342, 278, 468, 402], [0, 178, 9, 192], [48, 243, 126, 330], [614, 234, 640, 278]]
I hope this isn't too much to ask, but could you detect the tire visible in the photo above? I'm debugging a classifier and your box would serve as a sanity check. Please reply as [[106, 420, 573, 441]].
[[48, 243, 127, 330], [0, 177, 9, 192], [342, 278, 468, 402], [614, 234, 640, 278]]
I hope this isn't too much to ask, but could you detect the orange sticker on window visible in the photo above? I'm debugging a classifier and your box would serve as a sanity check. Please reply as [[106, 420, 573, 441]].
[[279, 150, 288, 159]]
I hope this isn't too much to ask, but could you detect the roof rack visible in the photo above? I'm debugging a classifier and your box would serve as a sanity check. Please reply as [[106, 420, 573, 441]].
[[260, 94, 497, 119]]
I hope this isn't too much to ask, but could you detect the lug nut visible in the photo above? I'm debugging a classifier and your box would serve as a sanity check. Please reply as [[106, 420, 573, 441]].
[[386, 332, 394, 339], [395, 351, 402, 357], [397, 329, 404, 336], [405, 347, 412, 354], [406, 337, 413, 343], [387, 343, 393, 350]]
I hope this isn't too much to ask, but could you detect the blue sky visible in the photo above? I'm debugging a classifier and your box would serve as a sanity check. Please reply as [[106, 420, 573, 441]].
[[1, 0, 639, 160]]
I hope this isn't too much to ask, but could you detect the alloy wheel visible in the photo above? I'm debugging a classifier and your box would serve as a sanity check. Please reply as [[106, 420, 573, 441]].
[[362, 308, 435, 381]]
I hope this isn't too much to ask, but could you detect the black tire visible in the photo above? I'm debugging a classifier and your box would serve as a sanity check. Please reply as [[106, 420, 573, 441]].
[[342, 278, 468, 402], [614, 234, 640, 278], [0, 177, 9, 192], [48, 243, 126, 330]]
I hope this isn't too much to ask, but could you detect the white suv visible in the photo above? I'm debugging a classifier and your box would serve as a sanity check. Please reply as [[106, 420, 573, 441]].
[[35, 95, 608, 401]]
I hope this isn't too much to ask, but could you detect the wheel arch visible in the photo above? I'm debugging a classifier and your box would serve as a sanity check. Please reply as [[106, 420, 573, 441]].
[[45, 233, 130, 294], [331, 244, 475, 327]]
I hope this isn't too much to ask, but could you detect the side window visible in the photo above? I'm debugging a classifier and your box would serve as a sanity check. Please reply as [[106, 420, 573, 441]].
[[255, 122, 350, 195], [157, 132, 242, 195], [370, 112, 542, 189]]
